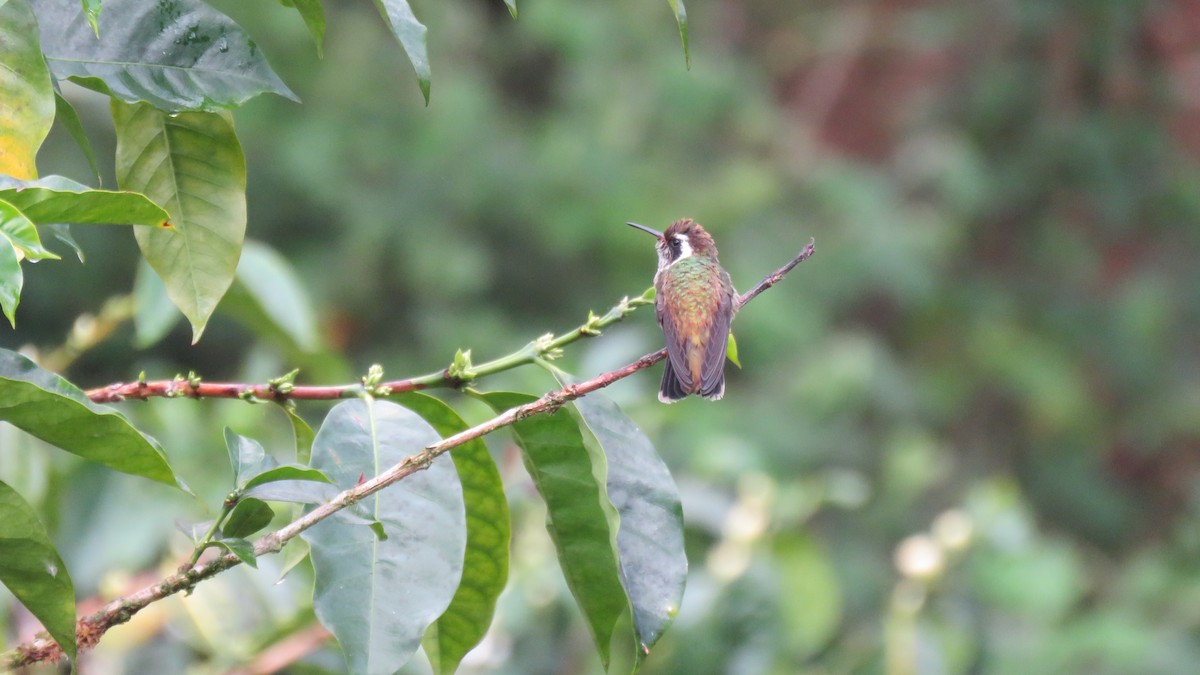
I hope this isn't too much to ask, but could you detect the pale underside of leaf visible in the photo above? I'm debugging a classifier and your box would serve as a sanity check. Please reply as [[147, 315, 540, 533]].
[[303, 399, 465, 675], [112, 101, 247, 342]]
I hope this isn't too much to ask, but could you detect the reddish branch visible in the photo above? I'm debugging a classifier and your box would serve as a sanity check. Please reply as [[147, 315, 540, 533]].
[[85, 370, 447, 403], [7, 239, 814, 669], [84, 239, 815, 405]]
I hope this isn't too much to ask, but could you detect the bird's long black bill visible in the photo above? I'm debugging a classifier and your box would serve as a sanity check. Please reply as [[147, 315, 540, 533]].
[[627, 222, 664, 238]]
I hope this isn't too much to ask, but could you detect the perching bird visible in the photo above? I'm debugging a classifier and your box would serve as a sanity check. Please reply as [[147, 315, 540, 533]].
[[628, 219, 735, 403]]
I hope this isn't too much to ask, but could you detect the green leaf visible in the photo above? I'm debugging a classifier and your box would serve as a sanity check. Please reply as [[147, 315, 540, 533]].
[[179, 518, 214, 544], [112, 101, 246, 342], [0, 347, 179, 487], [0, 237, 21, 327], [556, 373, 687, 655], [225, 427, 265, 486], [301, 399, 465, 675], [0, 479, 76, 664], [243, 465, 332, 492], [666, 0, 690, 69], [726, 331, 741, 368], [0, 0, 54, 179], [501, 0, 516, 18], [283, 405, 316, 465], [212, 537, 257, 567], [132, 259, 179, 347], [0, 175, 170, 227], [222, 497, 274, 539], [42, 223, 84, 262], [370, 0, 431, 104], [53, 93, 101, 185], [396, 392, 510, 675], [279, 0, 326, 57], [480, 392, 628, 668], [223, 240, 320, 353], [80, 0, 99, 34], [275, 405, 317, 583], [0, 197, 56, 261], [224, 427, 332, 498], [243, 478, 336, 504], [31, 0, 298, 112], [276, 536, 309, 583]]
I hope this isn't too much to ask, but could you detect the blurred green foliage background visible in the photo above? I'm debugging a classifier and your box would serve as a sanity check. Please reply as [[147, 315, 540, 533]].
[[4, 0, 1200, 673]]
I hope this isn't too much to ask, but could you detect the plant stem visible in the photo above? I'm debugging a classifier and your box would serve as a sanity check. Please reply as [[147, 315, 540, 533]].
[[187, 501, 234, 567], [41, 295, 136, 373], [4, 239, 815, 669], [84, 291, 656, 404]]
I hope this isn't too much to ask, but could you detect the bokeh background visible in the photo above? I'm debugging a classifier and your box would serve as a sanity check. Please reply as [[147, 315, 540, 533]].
[[4, 0, 1200, 673]]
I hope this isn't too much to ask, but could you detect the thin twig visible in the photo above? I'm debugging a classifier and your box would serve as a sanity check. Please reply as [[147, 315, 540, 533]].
[[5, 240, 814, 670], [736, 238, 816, 309]]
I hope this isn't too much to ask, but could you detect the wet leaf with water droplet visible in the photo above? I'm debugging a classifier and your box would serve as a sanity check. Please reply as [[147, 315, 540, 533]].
[[30, 0, 297, 111]]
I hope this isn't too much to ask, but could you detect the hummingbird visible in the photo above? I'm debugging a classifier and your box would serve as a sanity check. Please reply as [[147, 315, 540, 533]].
[[628, 218, 735, 403]]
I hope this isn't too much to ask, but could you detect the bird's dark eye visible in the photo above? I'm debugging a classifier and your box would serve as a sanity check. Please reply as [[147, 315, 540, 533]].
[[668, 238, 681, 252]]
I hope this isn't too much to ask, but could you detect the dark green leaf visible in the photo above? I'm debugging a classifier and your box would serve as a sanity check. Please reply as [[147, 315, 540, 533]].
[[53, 93, 101, 184], [0, 347, 179, 486], [480, 392, 629, 668], [222, 497, 274, 539], [0, 0, 54, 179], [0, 175, 170, 227], [557, 372, 687, 655], [212, 537, 257, 567], [31, 0, 298, 111], [396, 392, 510, 675], [113, 101, 246, 342], [0, 479, 76, 664], [666, 0, 690, 69], [302, 399, 465, 675], [279, 0, 326, 57], [0, 238, 19, 327], [370, 0, 431, 104]]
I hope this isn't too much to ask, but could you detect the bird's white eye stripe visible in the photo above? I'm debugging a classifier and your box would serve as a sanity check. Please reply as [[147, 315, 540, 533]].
[[669, 234, 692, 263]]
